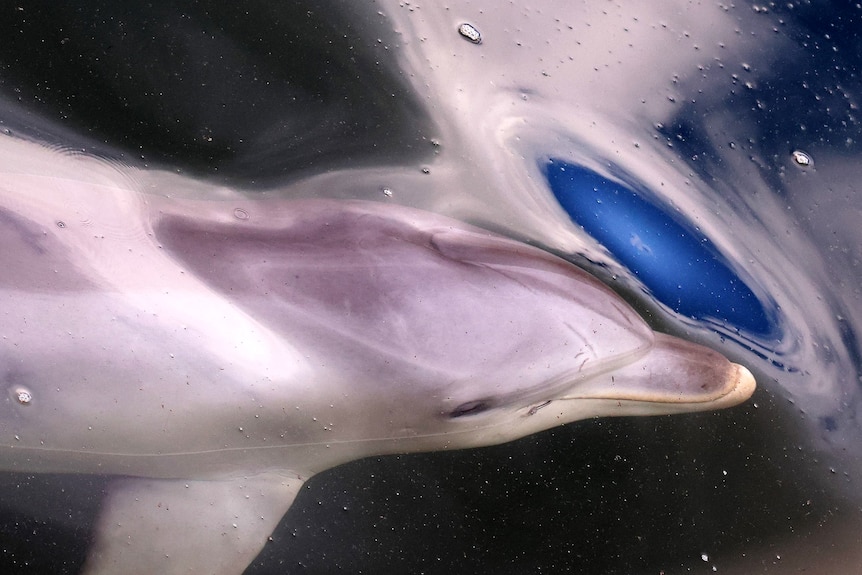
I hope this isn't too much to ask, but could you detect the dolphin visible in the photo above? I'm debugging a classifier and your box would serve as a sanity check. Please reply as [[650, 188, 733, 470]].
[[0, 135, 755, 574]]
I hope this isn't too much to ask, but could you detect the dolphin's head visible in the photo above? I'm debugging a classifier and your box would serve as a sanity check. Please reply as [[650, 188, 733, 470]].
[[177, 200, 755, 463], [418, 226, 756, 427]]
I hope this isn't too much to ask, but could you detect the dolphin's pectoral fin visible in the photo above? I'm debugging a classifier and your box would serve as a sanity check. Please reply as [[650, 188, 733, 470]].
[[82, 472, 304, 575]]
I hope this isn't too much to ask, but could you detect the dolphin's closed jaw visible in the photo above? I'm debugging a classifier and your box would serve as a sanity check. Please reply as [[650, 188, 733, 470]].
[[558, 333, 756, 416]]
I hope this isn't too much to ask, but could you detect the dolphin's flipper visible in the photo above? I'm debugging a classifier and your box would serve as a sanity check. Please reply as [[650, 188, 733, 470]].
[[83, 472, 303, 575]]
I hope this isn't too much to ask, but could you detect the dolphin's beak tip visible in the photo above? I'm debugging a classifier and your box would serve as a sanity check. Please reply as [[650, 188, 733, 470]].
[[726, 363, 757, 407]]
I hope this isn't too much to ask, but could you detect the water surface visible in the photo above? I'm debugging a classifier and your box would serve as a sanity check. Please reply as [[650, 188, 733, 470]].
[[1, 1, 861, 573]]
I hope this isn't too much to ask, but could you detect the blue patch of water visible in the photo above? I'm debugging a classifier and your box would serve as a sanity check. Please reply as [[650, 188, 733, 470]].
[[543, 159, 770, 335]]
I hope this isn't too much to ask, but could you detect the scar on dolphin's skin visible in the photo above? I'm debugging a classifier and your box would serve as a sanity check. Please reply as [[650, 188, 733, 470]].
[[528, 400, 553, 416]]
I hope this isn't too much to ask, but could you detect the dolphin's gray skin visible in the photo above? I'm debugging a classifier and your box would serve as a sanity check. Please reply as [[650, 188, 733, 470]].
[[0, 135, 754, 574]]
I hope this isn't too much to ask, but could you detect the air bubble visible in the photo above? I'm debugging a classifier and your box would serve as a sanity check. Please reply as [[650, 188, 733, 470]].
[[14, 388, 33, 405], [458, 23, 482, 44], [791, 150, 813, 167]]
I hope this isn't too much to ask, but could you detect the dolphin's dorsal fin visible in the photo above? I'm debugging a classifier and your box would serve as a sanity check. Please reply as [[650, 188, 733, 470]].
[[82, 472, 303, 575]]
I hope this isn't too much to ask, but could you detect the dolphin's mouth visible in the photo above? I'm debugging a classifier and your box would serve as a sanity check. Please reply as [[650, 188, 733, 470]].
[[556, 363, 755, 407], [546, 334, 757, 415]]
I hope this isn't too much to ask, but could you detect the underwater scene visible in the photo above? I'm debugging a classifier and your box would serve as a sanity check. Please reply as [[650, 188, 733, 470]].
[[0, 1, 860, 573]]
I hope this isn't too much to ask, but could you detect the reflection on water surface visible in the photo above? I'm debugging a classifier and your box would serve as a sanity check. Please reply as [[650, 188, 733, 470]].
[[1, 1, 861, 574]]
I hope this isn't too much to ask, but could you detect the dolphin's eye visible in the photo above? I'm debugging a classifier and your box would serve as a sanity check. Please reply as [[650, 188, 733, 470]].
[[449, 400, 491, 418]]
